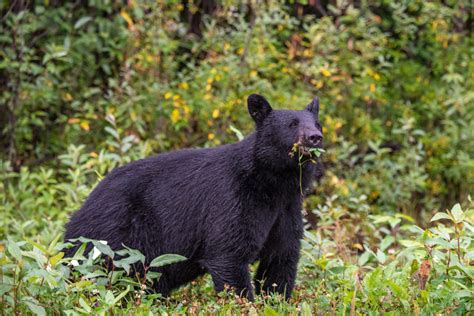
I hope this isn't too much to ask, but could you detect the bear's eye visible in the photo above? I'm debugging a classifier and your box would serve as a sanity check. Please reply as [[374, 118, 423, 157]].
[[289, 119, 299, 128]]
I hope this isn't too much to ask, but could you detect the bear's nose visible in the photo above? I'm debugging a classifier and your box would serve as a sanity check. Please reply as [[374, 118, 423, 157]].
[[306, 134, 323, 147]]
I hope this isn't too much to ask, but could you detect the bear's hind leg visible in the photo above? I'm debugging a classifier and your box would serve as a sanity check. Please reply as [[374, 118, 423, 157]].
[[152, 262, 205, 297]]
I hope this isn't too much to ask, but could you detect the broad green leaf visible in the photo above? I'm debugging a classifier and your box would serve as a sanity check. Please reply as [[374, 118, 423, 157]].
[[454, 290, 472, 299], [376, 249, 386, 264], [450, 203, 464, 223], [73, 280, 93, 289], [395, 213, 415, 223], [380, 236, 394, 252], [74, 16, 92, 29], [149, 254, 187, 268], [6, 238, 22, 261], [388, 217, 402, 229], [84, 271, 107, 279], [50, 252, 64, 266], [0, 283, 13, 296], [426, 237, 451, 248], [110, 270, 125, 284], [117, 245, 145, 264], [47, 234, 63, 253], [301, 302, 312, 316], [449, 263, 474, 278], [23, 250, 47, 267], [24, 237, 48, 254], [105, 290, 115, 305], [430, 212, 451, 222], [112, 260, 131, 274], [429, 226, 452, 241], [79, 297, 92, 313], [24, 300, 46, 316], [358, 251, 371, 266], [105, 126, 120, 140], [113, 286, 130, 304], [399, 240, 424, 248], [264, 306, 279, 316], [387, 280, 408, 299], [90, 240, 114, 259], [465, 250, 474, 260]]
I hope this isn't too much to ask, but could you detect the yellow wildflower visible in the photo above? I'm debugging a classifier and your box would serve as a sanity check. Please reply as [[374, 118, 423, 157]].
[[212, 109, 220, 119], [63, 93, 73, 102], [340, 185, 349, 196], [303, 49, 312, 57], [80, 121, 90, 131], [171, 109, 180, 123], [370, 191, 380, 199], [312, 80, 324, 89], [320, 67, 331, 77], [130, 111, 137, 121], [164, 92, 173, 100], [120, 10, 134, 28]]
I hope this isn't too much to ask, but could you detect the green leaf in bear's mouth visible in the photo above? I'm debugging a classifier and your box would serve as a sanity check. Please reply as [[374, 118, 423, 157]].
[[289, 143, 325, 159]]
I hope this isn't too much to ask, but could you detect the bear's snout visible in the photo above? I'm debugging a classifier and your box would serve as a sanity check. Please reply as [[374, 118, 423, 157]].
[[306, 133, 323, 147], [299, 128, 323, 148]]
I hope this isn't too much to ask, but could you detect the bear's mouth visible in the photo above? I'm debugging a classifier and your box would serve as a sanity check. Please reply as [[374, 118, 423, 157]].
[[298, 145, 312, 157], [288, 142, 311, 158], [288, 142, 325, 159]]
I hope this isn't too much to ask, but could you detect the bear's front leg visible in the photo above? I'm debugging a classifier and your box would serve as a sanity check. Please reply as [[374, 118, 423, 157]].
[[254, 212, 303, 300], [254, 247, 299, 300], [205, 259, 254, 301]]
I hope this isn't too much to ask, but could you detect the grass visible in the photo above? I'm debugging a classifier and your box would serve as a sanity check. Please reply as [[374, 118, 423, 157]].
[[1, 196, 472, 315]]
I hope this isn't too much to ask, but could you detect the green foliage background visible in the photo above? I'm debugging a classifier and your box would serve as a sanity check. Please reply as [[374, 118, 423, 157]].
[[1, 0, 473, 314]]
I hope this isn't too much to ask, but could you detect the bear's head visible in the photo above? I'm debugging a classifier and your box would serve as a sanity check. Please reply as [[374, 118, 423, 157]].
[[247, 94, 323, 167]]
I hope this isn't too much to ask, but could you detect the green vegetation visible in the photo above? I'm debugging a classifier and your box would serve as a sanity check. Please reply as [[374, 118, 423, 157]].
[[1, 1, 473, 314]]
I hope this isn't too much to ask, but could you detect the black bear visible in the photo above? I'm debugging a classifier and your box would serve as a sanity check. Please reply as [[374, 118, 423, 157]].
[[64, 94, 323, 301]]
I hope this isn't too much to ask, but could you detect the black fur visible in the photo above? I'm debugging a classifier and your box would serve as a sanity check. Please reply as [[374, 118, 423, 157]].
[[64, 94, 323, 301]]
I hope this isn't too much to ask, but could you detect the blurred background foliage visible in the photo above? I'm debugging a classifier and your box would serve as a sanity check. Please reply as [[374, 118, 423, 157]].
[[1, 0, 472, 227], [0, 0, 473, 314]]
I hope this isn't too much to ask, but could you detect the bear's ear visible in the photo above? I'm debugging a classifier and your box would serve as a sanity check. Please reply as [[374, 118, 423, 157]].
[[305, 97, 319, 118], [248, 94, 272, 124]]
